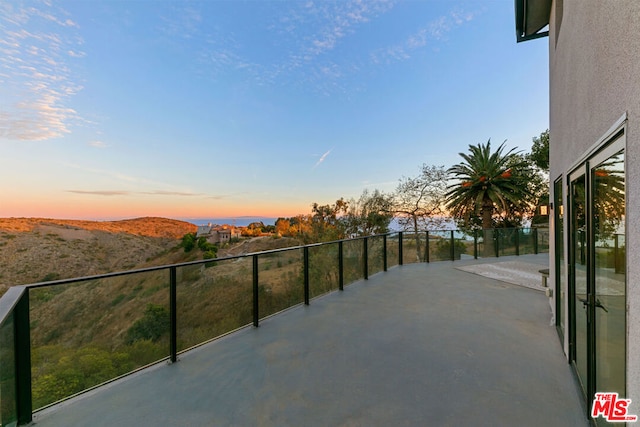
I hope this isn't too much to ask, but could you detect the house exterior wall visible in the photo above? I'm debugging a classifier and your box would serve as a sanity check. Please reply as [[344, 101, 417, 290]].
[[547, 0, 640, 409]]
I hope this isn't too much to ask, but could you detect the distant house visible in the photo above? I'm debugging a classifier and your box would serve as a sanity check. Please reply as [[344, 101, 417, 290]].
[[196, 223, 240, 244], [516, 0, 639, 417]]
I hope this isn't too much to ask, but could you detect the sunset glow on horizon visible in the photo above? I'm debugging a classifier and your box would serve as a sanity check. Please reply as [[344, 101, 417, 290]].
[[1, 1, 548, 221]]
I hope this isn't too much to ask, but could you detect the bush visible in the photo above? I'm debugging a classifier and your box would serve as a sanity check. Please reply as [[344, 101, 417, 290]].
[[126, 304, 170, 344], [203, 249, 217, 260], [434, 238, 467, 260], [181, 233, 196, 252]]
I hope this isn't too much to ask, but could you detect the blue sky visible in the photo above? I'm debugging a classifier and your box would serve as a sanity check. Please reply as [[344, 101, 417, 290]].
[[0, 0, 548, 220]]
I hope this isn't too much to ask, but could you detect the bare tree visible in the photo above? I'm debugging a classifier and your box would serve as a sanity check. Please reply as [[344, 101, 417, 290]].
[[393, 164, 448, 261], [345, 189, 394, 237]]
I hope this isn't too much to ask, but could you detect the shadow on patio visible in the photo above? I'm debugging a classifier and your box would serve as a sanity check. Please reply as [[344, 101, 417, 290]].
[[33, 254, 587, 427]]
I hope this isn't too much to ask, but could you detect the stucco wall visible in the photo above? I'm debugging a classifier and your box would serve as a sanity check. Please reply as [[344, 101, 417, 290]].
[[548, 0, 640, 411]]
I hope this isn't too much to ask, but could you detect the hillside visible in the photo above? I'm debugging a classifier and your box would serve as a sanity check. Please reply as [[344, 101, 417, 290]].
[[0, 217, 197, 295], [0, 218, 330, 409]]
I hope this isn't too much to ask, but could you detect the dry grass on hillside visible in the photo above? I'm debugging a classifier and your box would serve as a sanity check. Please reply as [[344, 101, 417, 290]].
[[0, 217, 197, 296], [0, 216, 196, 238]]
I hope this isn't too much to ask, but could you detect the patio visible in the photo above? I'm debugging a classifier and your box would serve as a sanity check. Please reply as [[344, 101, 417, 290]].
[[32, 254, 588, 427]]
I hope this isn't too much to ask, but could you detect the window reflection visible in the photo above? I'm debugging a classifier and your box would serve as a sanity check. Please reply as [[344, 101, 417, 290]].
[[593, 149, 625, 400]]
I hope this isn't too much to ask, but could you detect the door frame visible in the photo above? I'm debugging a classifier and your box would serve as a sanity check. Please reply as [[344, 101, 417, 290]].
[[566, 123, 627, 414]]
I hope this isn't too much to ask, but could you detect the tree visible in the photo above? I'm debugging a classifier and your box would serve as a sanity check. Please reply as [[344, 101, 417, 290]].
[[310, 198, 349, 242], [345, 189, 394, 236], [529, 129, 549, 172], [526, 129, 551, 228], [275, 218, 291, 236], [274, 215, 313, 241], [445, 140, 535, 241], [393, 164, 448, 261], [499, 152, 548, 228]]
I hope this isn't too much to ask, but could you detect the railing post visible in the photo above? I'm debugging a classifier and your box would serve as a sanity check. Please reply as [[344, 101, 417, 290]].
[[338, 241, 344, 291], [383, 235, 388, 272], [515, 228, 520, 256], [169, 266, 177, 363], [303, 246, 310, 305], [425, 231, 430, 263], [495, 229, 500, 257], [534, 228, 539, 254], [363, 237, 369, 280], [14, 289, 32, 425], [450, 230, 455, 261], [252, 255, 259, 327], [398, 232, 403, 266], [474, 229, 478, 259]]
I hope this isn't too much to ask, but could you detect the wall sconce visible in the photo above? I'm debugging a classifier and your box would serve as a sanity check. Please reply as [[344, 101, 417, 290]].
[[539, 204, 549, 216]]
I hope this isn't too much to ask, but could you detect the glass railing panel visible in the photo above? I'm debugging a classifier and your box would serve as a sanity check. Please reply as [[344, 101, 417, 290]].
[[0, 312, 17, 426], [614, 234, 625, 274], [594, 233, 625, 274], [477, 229, 497, 258], [176, 257, 253, 352], [367, 236, 385, 276], [518, 228, 535, 255], [401, 232, 423, 264], [343, 239, 364, 285], [258, 249, 303, 319], [454, 231, 474, 260], [386, 233, 399, 269], [428, 230, 452, 261], [498, 228, 518, 256], [538, 228, 550, 253], [29, 270, 169, 409], [308, 243, 339, 299]]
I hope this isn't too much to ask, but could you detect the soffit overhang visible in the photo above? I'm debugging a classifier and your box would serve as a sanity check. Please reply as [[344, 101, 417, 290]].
[[515, 0, 552, 42]]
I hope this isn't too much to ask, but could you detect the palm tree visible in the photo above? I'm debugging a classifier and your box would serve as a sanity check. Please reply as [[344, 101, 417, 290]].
[[445, 140, 531, 231]]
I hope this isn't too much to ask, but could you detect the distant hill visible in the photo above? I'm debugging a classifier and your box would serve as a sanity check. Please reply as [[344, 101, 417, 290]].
[[0, 216, 197, 238], [0, 217, 198, 296]]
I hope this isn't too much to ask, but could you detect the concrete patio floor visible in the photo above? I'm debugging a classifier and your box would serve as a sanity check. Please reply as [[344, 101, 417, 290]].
[[33, 254, 588, 427]]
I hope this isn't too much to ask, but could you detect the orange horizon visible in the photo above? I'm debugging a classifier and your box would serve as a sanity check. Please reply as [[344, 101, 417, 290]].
[[0, 204, 310, 222]]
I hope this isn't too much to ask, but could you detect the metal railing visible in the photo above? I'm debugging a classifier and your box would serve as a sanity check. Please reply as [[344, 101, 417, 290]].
[[0, 227, 548, 425]]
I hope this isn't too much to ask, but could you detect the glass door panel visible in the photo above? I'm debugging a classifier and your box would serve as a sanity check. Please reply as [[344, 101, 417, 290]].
[[570, 169, 588, 397], [554, 178, 565, 339], [592, 148, 626, 403]]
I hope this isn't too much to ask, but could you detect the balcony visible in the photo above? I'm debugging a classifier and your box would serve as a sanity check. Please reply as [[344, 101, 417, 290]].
[[1, 229, 588, 426]]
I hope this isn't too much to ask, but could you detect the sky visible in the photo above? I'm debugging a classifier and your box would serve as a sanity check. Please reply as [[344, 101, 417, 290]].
[[0, 0, 549, 221]]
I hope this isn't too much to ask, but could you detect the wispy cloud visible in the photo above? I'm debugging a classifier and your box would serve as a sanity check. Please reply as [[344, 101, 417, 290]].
[[88, 140, 108, 148], [67, 190, 130, 196], [67, 190, 204, 197], [313, 148, 333, 169], [140, 191, 203, 197], [370, 7, 479, 65], [63, 163, 202, 197], [159, 1, 395, 95], [276, 0, 394, 57], [269, 0, 395, 93], [158, 5, 202, 40], [0, 1, 84, 141]]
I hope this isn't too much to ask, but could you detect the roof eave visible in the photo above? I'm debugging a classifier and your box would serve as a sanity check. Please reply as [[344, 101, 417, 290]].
[[514, 0, 552, 43]]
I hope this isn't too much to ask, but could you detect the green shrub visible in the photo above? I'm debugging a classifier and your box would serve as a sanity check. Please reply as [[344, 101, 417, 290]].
[[126, 304, 170, 344], [434, 239, 467, 260], [181, 233, 196, 252]]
